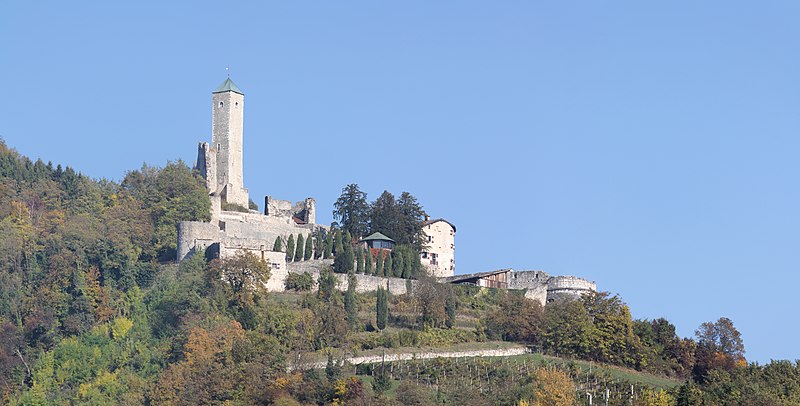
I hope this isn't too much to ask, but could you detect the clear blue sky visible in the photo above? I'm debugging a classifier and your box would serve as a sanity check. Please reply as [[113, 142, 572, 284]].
[[2, 1, 798, 363]]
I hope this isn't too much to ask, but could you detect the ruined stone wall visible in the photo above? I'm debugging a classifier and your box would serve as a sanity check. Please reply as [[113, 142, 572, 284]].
[[265, 196, 316, 224], [177, 221, 222, 261], [546, 276, 596, 302], [507, 270, 550, 306]]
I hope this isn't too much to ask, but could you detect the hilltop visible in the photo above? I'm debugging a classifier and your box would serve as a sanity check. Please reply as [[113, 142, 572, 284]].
[[0, 141, 798, 404]]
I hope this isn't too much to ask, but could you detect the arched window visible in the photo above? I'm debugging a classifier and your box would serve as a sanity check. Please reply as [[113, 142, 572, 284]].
[[219, 101, 223, 108]]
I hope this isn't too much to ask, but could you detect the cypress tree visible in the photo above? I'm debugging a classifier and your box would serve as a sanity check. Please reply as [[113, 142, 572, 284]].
[[365, 248, 373, 275], [445, 291, 457, 329], [334, 230, 344, 255], [333, 240, 354, 274], [324, 234, 333, 259], [295, 234, 304, 262], [393, 252, 404, 278], [375, 250, 384, 277], [273, 236, 283, 252], [304, 234, 313, 260], [314, 230, 323, 259], [356, 248, 365, 274], [345, 272, 358, 330], [384, 253, 393, 278], [376, 287, 388, 330], [286, 234, 295, 262]]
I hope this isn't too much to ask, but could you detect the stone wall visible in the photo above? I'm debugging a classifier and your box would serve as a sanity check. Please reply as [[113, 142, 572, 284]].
[[546, 275, 596, 302], [287, 259, 415, 296]]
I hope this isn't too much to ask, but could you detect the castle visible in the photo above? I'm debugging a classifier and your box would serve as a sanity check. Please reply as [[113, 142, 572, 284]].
[[177, 78, 596, 304]]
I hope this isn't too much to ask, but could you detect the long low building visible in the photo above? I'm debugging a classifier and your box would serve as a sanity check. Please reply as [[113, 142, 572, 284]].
[[440, 269, 596, 306]]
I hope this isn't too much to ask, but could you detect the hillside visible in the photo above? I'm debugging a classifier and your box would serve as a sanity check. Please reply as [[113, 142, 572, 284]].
[[0, 142, 799, 405]]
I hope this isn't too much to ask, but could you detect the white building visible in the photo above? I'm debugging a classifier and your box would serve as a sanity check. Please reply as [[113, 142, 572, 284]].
[[420, 217, 456, 277]]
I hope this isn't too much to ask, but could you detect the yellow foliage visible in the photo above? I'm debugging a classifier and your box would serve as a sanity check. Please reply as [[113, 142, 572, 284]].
[[531, 368, 576, 406], [638, 388, 676, 406], [111, 317, 134, 339]]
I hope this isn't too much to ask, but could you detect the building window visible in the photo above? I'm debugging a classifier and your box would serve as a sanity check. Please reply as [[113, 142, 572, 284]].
[[235, 102, 239, 108], [421, 252, 428, 258], [219, 101, 223, 108], [428, 236, 433, 242]]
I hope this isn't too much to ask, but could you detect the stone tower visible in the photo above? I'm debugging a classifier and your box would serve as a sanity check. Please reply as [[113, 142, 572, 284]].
[[210, 78, 249, 208]]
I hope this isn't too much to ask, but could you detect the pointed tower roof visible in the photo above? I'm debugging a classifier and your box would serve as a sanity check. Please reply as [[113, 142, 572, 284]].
[[212, 78, 244, 95]]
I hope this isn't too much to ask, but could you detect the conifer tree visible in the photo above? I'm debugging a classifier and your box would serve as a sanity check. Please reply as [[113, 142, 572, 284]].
[[272, 236, 283, 252], [286, 234, 295, 262], [323, 234, 333, 259], [314, 230, 324, 259], [384, 253, 393, 278], [445, 291, 457, 329], [304, 233, 313, 260], [375, 250, 384, 277], [295, 234, 304, 262], [356, 248, 365, 274], [345, 272, 358, 330], [334, 230, 344, 256], [365, 248, 373, 275], [376, 287, 388, 330], [333, 240, 354, 274], [393, 252, 404, 278]]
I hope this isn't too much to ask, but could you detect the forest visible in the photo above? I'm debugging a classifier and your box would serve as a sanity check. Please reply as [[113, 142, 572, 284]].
[[0, 141, 799, 405]]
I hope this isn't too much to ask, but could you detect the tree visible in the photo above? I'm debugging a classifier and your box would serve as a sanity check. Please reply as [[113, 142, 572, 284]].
[[384, 252, 393, 278], [355, 248, 364, 274], [333, 230, 343, 256], [393, 251, 405, 278], [414, 278, 447, 328], [286, 235, 295, 262], [333, 184, 370, 238], [530, 368, 576, 406], [694, 317, 745, 380], [285, 272, 315, 292], [445, 290, 457, 329], [484, 292, 543, 343], [207, 251, 270, 307], [376, 287, 388, 330], [273, 236, 283, 252], [369, 191, 399, 241], [396, 191, 427, 251], [365, 248, 373, 275], [295, 234, 304, 262], [332, 241, 354, 274], [323, 233, 332, 259], [318, 268, 337, 303], [375, 250, 384, 277], [344, 273, 358, 330], [303, 234, 312, 260]]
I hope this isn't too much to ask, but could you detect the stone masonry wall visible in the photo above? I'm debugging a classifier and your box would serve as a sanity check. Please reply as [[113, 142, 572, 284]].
[[287, 259, 415, 296]]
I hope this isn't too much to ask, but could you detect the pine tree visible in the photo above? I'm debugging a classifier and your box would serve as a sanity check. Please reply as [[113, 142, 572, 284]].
[[304, 233, 313, 260], [365, 248, 373, 275], [356, 248, 365, 274], [375, 250, 384, 277], [286, 234, 295, 262], [344, 272, 358, 330], [376, 287, 388, 330], [295, 234, 304, 262], [385, 253, 393, 278], [272, 236, 283, 252], [314, 230, 323, 259]]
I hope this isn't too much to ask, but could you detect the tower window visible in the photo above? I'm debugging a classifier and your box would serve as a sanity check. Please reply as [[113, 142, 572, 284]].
[[219, 101, 223, 108], [235, 102, 239, 108]]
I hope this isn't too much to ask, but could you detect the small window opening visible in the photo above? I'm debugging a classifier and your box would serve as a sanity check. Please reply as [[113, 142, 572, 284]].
[[219, 101, 223, 108], [235, 102, 239, 108]]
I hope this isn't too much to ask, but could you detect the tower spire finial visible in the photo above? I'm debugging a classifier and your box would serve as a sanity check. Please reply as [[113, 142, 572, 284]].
[[226, 65, 230, 78]]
